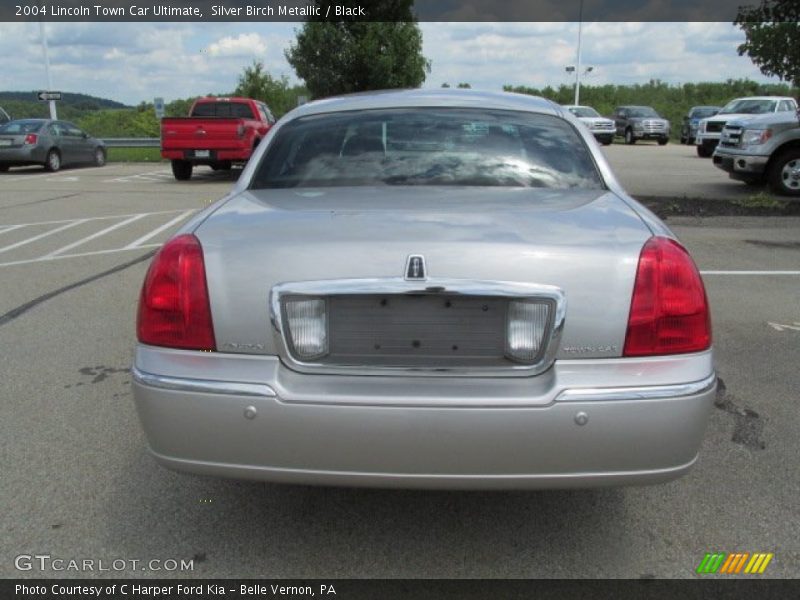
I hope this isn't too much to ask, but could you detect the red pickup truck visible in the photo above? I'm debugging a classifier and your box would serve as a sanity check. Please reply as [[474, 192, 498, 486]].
[[160, 97, 275, 180]]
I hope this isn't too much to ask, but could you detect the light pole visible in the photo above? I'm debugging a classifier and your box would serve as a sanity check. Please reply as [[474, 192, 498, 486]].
[[565, 65, 593, 106], [574, 0, 584, 106], [39, 21, 57, 119]]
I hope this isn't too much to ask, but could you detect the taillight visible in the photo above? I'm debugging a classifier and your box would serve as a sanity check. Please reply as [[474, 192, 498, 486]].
[[623, 237, 711, 357], [24, 134, 37, 145], [136, 234, 216, 351]]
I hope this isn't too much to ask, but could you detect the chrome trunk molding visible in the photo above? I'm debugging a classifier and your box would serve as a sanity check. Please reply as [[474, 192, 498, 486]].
[[132, 366, 277, 398], [556, 373, 716, 402], [270, 278, 566, 377]]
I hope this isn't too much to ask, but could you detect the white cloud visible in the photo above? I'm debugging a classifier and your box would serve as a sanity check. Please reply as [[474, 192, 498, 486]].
[[0, 22, 786, 106], [207, 33, 268, 57]]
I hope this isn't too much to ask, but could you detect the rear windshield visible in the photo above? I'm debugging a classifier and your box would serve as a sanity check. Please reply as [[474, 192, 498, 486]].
[[0, 120, 44, 134], [720, 99, 776, 115], [251, 108, 604, 190], [191, 101, 254, 118]]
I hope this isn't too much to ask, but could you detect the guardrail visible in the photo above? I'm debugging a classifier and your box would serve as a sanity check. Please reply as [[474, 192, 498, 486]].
[[101, 137, 160, 148]]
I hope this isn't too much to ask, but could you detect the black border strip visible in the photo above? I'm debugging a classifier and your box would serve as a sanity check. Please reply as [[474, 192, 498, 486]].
[[1, 0, 788, 23]]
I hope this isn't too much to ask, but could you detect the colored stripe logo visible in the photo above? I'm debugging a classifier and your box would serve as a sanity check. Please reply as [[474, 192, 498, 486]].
[[696, 552, 773, 574]]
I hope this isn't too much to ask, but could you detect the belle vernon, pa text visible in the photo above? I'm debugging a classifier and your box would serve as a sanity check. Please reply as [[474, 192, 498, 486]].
[[16, 583, 338, 597], [39, 3, 366, 17]]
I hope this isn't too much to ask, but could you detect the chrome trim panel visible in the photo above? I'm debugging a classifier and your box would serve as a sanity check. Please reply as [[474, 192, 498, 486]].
[[269, 278, 567, 377], [556, 373, 716, 402], [132, 366, 276, 398]]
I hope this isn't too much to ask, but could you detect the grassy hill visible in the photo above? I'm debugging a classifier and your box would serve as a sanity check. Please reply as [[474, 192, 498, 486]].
[[0, 91, 129, 122]]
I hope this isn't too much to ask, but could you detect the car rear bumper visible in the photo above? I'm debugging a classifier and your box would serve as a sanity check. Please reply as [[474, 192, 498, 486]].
[[161, 149, 251, 162], [0, 145, 46, 165], [132, 345, 716, 489]]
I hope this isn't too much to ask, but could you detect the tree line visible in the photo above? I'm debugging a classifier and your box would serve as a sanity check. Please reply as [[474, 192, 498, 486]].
[[504, 79, 799, 137]]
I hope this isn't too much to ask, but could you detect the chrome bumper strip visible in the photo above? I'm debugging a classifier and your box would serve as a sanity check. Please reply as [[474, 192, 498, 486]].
[[556, 373, 716, 402], [132, 367, 277, 398]]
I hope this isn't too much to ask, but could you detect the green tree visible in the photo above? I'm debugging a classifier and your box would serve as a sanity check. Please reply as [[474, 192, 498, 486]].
[[233, 61, 308, 117], [285, 0, 430, 98], [735, 0, 800, 87]]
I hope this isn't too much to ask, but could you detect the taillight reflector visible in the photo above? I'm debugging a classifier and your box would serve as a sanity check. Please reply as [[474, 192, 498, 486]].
[[136, 234, 216, 351], [623, 237, 711, 357]]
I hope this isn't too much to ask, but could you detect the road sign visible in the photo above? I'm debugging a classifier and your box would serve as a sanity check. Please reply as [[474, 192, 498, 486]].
[[37, 91, 62, 101], [154, 97, 165, 119]]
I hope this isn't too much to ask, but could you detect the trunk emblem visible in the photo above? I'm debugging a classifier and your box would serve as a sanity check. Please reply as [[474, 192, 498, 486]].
[[405, 255, 427, 280]]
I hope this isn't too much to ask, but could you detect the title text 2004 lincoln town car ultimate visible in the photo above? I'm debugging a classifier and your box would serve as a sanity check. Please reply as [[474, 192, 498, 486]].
[[132, 90, 715, 489]]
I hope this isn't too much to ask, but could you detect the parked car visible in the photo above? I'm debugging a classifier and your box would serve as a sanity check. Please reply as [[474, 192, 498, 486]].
[[133, 89, 715, 490], [563, 105, 615, 145], [680, 106, 720, 145], [0, 106, 10, 125], [695, 96, 797, 157], [612, 106, 670, 145], [160, 96, 275, 180], [0, 119, 106, 172], [712, 108, 800, 196]]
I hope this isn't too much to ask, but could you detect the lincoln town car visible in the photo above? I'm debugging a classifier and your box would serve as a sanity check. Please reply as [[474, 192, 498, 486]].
[[132, 89, 715, 489]]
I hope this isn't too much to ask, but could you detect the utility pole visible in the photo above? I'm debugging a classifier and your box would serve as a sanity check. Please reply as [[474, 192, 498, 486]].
[[39, 20, 57, 120]]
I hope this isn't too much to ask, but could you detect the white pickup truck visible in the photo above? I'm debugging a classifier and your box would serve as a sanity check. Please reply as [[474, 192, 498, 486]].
[[696, 96, 797, 157]]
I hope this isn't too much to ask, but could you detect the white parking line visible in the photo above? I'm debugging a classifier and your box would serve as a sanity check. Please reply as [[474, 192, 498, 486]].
[[0, 224, 25, 236], [0, 208, 196, 229], [0, 219, 88, 255], [43, 214, 147, 258], [124, 209, 194, 249], [1, 170, 86, 184], [0, 244, 162, 268], [108, 169, 172, 183], [701, 270, 800, 275]]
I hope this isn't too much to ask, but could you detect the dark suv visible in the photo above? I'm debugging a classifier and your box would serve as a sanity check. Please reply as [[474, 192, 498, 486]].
[[613, 106, 670, 145], [680, 106, 720, 145]]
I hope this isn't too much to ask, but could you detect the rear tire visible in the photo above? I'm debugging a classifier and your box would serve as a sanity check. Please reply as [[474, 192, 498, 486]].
[[0, 164, 8, 172], [171, 159, 193, 181], [767, 148, 800, 197], [45, 149, 61, 172], [624, 129, 635, 145], [94, 147, 106, 167], [696, 145, 712, 158]]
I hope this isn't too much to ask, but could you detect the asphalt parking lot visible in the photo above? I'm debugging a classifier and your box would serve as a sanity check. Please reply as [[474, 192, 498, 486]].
[[1, 155, 798, 579]]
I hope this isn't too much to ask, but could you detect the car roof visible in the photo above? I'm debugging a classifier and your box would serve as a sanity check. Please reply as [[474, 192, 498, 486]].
[[288, 88, 562, 119]]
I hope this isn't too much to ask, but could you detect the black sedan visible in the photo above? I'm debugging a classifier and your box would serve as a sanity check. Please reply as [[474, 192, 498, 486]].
[[0, 119, 106, 172]]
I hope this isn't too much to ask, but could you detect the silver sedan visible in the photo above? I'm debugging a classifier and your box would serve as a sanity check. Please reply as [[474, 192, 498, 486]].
[[132, 89, 715, 489], [0, 119, 106, 172]]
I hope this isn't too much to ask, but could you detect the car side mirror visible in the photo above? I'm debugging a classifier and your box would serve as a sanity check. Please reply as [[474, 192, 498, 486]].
[[82, 132, 88, 139]]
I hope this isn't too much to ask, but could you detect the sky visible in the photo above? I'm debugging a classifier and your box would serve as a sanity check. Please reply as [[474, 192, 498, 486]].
[[0, 21, 783, 106]]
